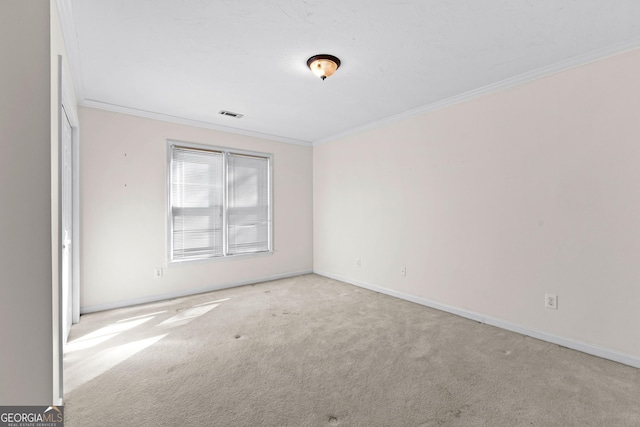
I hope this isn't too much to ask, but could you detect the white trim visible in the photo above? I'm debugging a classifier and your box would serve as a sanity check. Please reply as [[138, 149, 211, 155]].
[[314, 270, 640, 369], [313, 38, 640, 146], [80, 270, 313, 314], [71, 121, 80, 325], [60, 59, 81, 327], [55, 0, 85, 102], [81, 99, 312, 146], [53, 55, 64, 408], [168, 249, 274, 266]]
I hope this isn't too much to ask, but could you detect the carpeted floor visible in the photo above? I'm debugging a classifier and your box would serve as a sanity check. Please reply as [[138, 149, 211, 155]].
[[64, 274, 640, 426]]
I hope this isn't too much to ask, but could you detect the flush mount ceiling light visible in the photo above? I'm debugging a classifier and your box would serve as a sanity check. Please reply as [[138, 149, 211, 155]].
[[307, 54, 341, 80]]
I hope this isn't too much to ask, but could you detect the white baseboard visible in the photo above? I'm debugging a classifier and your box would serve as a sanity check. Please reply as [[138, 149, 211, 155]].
[[80, 270, 313, 314], [314, 270, 640, 369]]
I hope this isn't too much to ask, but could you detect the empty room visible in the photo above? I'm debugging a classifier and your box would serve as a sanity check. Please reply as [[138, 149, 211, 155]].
[[2, 1, 640, 426]]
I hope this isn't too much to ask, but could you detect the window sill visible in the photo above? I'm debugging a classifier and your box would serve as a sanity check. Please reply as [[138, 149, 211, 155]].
[[167, 250, 274, 266]]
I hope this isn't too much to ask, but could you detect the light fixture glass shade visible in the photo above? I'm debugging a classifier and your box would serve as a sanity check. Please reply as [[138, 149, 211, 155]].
[[307, 54, 341, 80]]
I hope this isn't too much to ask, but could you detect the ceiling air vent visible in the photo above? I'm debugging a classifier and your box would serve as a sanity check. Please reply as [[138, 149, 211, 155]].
[[218, 110, 243, 118]]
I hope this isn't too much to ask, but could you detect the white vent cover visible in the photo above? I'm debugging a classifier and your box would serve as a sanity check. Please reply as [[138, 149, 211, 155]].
[[219, 110, 244, 118]]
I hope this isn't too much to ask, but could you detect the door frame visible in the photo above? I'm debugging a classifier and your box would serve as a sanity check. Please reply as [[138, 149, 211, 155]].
[[61, 61, 80, 327], [56, 54, 80, 405]]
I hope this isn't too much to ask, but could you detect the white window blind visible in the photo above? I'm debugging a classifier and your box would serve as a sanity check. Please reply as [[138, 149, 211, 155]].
[[171, 147, 224, 260], [168, 143, 272, 262], [227, 154, 270, 255]]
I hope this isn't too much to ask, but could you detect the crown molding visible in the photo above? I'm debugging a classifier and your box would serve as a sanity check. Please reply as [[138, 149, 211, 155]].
[[56, 0, 640, 148], [80, 99, 312, 146], [55, 0, 309, 147], [313, 37, 640, 146]]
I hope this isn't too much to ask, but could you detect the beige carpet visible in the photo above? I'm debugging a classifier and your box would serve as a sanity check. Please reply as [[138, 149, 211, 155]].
[[64, 274, 640, 426]]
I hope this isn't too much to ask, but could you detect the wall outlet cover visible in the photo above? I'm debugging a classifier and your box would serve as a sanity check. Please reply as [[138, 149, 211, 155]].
[[545, 293, 558, 309]]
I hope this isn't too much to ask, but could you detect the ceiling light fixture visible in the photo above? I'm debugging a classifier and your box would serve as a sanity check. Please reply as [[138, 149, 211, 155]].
[[307, 54, 341, 80]]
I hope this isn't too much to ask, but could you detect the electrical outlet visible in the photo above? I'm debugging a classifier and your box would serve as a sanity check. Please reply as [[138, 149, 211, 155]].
[[154, 268, 163, 279], [356, 258, 361, 268], [401, 266, 406, 276], [544, 293, 557, 309]]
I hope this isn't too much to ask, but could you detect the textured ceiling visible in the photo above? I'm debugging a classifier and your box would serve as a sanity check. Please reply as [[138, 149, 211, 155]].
[[64, 0, 640, 144]]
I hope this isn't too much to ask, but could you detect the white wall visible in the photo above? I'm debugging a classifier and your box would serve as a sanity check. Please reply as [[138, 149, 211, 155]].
[[0, 0, 53, 405], [314, 47, 640, 362], [80, 107, 313, 311]]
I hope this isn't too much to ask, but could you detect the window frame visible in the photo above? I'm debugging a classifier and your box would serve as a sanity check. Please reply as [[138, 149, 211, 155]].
[[166, 140, 273, 263]]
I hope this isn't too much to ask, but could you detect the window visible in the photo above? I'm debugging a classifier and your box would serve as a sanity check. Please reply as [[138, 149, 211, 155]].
[[168, 141, 272, 262]]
